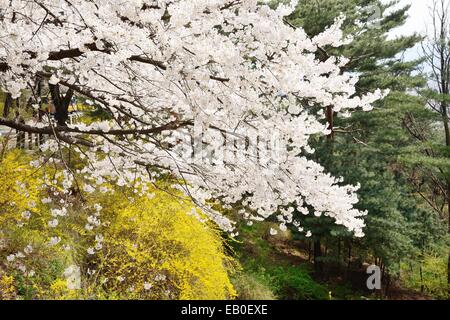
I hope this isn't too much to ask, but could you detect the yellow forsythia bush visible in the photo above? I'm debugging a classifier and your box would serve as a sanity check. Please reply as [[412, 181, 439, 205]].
[[0, 271, 16, 299], [0, 150, 236, 300], [0, 150, 75, 299], [88, 190, 236, 300]]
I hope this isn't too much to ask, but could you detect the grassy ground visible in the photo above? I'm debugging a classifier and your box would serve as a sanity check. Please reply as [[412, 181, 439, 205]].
[[231, 222, 369, 300], [231, 221, 433, 300]]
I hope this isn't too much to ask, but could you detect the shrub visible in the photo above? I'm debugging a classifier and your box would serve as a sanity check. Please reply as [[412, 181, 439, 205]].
[[268, 265, 329, 300], [232, 272, 276, 300], [0, 151, 236, 300], [401, 252, 449, 299], [0, 271, 16, 299], [87, 188, 237, 299]]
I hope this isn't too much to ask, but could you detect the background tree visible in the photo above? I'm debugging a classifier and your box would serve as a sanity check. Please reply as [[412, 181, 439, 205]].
[[271, 0, 448, 294], [411, 0, 450, 295]]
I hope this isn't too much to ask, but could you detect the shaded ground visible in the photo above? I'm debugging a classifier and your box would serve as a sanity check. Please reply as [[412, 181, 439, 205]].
[[261, 233, 432, 300], [386, 283, 432, 300]]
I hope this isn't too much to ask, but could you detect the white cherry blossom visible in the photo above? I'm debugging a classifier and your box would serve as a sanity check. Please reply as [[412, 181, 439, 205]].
[[0, 0, 387, 237]]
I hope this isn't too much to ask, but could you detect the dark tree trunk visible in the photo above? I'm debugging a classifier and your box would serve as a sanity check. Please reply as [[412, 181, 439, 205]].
[[384, 273, 391, 298], [420, 264, 424, 293], [49, 84, 74, 127], [308, 241, 312, 261], [2, 93, 13, 118], [326, 105, 334, 140], [337, 238, 341, 259], [314, 239, 323, 276], [347, 241, 352, 271]]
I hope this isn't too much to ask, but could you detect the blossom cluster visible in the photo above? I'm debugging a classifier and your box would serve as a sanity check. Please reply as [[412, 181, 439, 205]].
[[0, 0, 387, 236]]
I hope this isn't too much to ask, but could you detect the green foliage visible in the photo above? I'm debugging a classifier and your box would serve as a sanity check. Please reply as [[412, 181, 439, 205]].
[[270, 0, 431, 263], [238, 257, 329, 300], [1, 0, 448, 301], [261, 0, 450, 299], [0, 90, 4, 114], [234, 221, 332, 300], [0, 271, 16, 300], [0, 151, 237, 300], [231, 272, 276, 300], [401, 251, 449, 299], [268, 265, 329, 300]]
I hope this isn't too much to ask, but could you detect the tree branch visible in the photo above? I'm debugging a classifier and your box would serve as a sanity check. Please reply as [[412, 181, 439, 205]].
[[0, 118, 192, 136]]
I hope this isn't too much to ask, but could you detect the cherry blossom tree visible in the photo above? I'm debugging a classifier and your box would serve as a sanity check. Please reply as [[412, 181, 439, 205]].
[[0, 0, 386, 236]]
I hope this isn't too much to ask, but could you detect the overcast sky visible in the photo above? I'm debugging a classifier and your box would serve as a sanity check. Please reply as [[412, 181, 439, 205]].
[[387, 0, 436, 60], [389, 0, 435, 37]]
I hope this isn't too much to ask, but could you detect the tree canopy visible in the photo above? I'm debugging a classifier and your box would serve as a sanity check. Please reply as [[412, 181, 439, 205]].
[[0, 0, 386, 236]]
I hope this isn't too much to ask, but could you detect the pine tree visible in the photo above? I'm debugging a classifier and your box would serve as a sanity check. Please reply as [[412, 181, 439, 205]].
[[271, 0, 448, 291], [413, 0, 450, 296]]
